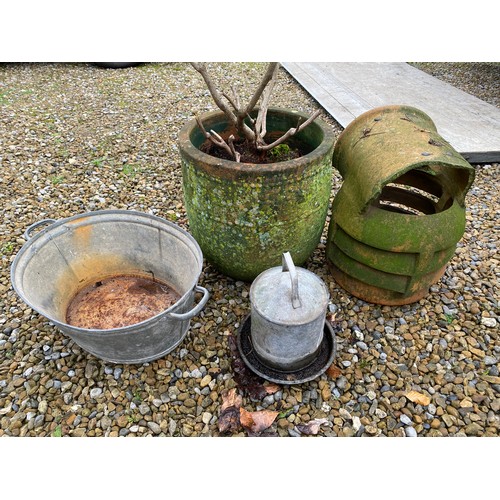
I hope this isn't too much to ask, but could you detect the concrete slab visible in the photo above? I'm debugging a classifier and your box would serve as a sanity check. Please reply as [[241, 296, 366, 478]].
[[282, 62, 500, 163]]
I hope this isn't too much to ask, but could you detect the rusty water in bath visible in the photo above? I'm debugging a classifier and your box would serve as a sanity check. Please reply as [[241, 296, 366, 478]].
[[66, 274, 181, 330]]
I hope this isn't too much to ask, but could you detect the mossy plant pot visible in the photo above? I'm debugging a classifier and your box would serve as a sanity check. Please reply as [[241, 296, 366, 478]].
[[179, 108, 336, 281]]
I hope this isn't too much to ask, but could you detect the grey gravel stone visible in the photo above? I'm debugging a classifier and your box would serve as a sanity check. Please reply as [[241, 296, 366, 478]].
[[336, 377, 348, 390], [481, 318, 497, 328], [90, 388, 102, 399], [484, 356, 498, 366], [262, 395, 275, 406], [400, 414, 412, 426], [489, 365, 499, 377], [405, 427, 418, 437], [147, 422, 161, 435]]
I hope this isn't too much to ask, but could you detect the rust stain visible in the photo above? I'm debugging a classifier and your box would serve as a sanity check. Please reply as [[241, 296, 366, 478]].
[[68, 217, 93, 248]]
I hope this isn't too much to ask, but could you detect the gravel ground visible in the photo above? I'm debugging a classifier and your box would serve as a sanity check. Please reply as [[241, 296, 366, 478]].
[[0, 62, 498, 439], [410, 62, 500, 108]]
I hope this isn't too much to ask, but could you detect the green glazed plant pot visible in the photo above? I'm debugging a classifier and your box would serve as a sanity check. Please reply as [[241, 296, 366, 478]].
[[326, 105, 475, 305], [179, 108, 336, 281]]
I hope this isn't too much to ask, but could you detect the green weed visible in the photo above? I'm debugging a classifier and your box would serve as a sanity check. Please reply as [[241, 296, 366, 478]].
[[121, 164, 141, 178], [277, 408, 294, 419], [127, 414, 140, 423], [132, 389, 142, 403], [358, 358, 369, 370], [52, 425, 63, 437], [51, 175, 65, 185], [1, 242, 14, 254], [91, 157, 105, 167]]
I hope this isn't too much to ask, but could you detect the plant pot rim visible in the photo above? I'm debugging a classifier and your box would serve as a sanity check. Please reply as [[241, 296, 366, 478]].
[[179, 107, 336, 174]]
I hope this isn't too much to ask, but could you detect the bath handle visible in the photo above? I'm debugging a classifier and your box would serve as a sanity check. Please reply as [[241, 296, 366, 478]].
[[169, 285, 210, 321], [282, 251, 301, 309], [24, 219, 57, 240]]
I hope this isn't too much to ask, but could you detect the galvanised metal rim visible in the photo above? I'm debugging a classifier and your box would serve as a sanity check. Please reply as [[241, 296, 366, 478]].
[[10, 209, 204, 334]]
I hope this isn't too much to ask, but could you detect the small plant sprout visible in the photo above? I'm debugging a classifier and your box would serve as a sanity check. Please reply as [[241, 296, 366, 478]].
[[121, 164, 140, 177], [52, 425, 63, 437], [358, 358, 369, 370], [50, 175, 65, 185], [1, 242, 14, 254], [132, 389, 142, 403], [91, 157, 105, 167]]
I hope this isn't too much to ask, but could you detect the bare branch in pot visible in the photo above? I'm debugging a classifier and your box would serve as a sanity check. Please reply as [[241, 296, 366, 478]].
[[190, 62, 322, 162], [257, 109, 323, 151], [195, 114, 238, 161], [191, 63, 237, 126]]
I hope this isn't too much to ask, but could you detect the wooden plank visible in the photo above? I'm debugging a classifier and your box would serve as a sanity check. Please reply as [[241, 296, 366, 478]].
[[282, 62, 363, 125], [282, 62, 500, 163]]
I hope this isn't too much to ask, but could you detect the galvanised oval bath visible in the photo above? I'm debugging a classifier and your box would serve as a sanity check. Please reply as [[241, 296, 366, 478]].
[[10, 210, 209, 364]]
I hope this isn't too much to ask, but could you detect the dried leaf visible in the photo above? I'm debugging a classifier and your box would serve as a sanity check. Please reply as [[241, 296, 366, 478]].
[[240, 408, 279, 435], [405, 390, 431, 406], [327, 313, 343, 330], [218, 388, 243, 434], [296, 418, 331, 436], [218, 406, 241, 434], [326, 364, 342, 379], [221, 388, 242, 412], [228, 334, 268, 400], [264, 383, 280, 395]]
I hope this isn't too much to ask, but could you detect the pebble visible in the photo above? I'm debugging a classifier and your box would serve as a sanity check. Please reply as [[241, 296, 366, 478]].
[[352, 416, 362, 432], [336, 377, 348, 390], [484, 356, 498, 366], [481, 318, 497, 328], [147, 422, 162, 435], [405, 427, 418, 437], [90, 388, 102, 399], [0, 62, 498, 439], [400, 414, 412, 426], [465, 423, 483, 436]]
